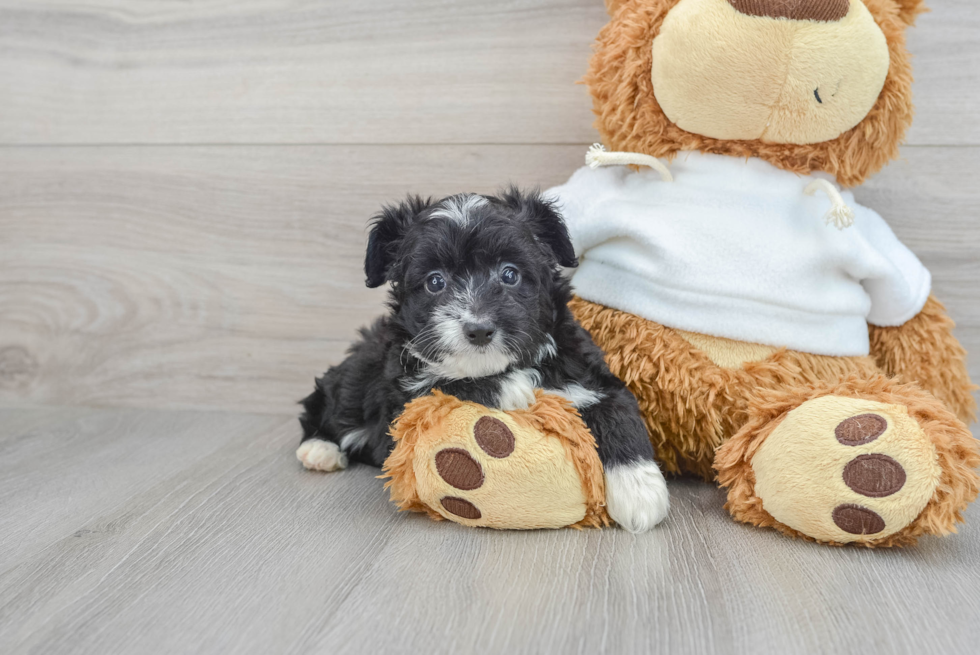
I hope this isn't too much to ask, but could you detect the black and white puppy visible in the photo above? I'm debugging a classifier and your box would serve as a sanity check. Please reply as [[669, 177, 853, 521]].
[[298, 190, 668, 532]]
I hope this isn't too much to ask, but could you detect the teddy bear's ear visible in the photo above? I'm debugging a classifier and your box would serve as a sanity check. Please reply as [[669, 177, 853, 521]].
[[604, 0, 631, 16], [893, 0, 928, 26]]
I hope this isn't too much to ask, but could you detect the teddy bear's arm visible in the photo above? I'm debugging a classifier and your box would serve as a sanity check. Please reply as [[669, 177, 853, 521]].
[[868, 294, 977, 422]]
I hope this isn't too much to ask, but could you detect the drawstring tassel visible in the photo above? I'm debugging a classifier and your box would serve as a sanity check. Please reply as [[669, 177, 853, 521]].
[[804, 178, 855, 229], [585, 144, 673, 183], [584, 145, 852, 229]]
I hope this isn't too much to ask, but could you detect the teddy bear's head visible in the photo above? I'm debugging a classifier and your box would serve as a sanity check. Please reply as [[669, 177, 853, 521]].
[[589, 0, 925, 186]]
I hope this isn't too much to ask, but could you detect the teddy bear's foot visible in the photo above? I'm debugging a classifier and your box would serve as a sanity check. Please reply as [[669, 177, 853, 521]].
[[716, 377, 980, 547], [605, 462, 670, 533], [296, 439, 348, 472], [383, 391, 609, 530], [748, 396, 940, 544]]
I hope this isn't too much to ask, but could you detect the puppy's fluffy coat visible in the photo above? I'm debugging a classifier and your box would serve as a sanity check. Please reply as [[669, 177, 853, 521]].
[[298, 190, 668, 532]]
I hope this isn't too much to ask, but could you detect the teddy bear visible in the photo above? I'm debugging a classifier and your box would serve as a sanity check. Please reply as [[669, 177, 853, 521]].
[[382, 0, 980, 546]]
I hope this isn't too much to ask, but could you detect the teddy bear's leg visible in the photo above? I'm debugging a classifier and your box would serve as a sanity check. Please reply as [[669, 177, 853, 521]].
[[716, 376, 980, 546], [383, 391, 609, 530]]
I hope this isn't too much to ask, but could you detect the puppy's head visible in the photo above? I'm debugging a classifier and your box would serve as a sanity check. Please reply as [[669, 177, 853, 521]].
[[365, 188, 577, 380]]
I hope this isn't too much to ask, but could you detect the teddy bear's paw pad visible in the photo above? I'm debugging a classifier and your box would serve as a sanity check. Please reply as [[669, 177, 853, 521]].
[[835, 413, 887, 446], [841, 453, 906, 498], [430, 420, 516, 521], [440, 496, 482, 520], [831, 504, 886, 535], [412, 406, 593, 529], [297, 439, 348, 472], [751, 396, 940, 544], [434, 448, 484, 490], [474, 416, 515, 458], [427, 418, 515, 525]]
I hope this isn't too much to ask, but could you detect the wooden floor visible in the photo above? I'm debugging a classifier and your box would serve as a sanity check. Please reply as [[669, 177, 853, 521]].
[[3, 406, 979, 655], [2, 1, 980, 653]]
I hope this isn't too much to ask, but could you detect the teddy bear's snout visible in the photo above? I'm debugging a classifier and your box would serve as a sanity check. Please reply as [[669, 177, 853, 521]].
[[727, 0, 849, 23], [649, 0, 888, 145]]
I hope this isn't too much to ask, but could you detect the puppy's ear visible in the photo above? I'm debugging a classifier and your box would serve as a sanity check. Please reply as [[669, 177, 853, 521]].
[[364, 195, 432, 288], [499, 187, 578, 268]]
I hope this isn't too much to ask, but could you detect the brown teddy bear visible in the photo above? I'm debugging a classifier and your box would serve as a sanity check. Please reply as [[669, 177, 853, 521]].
[[384, 0, 980, 546]]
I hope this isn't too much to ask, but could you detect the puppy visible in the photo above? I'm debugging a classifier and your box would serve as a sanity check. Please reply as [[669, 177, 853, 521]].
[[298, 190, 668, 532]]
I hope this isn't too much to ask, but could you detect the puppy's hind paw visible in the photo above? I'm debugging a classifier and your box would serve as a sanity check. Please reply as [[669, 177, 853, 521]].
[[605, 460, 670, 533], [297, 439, 348, 472]]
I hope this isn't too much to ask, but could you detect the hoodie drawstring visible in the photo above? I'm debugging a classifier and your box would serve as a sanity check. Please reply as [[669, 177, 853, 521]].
[[585, 144, 674, 183], [804, 178, 855, 229]]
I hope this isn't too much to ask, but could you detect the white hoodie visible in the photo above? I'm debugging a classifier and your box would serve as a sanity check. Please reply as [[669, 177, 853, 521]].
[[545, 151, 930, 357]]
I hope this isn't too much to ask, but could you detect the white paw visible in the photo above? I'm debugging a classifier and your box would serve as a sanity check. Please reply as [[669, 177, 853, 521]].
[[296, 439, 348, 472], [605, 460, 670, 533], [496, 369, 540, 411]]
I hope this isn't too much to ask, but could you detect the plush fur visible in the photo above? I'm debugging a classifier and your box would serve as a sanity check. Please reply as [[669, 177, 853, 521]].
[[869, 295, 978, 423], [605, 0, 631, 14], [560, 0, 980, 546], [383, 390, 611, 529], [299, 190, 661, 504], [570, 296, 884, 479], [298, 0, 974, 541], [586, 0, 918, 187], [715, 375, 980, 547], [572, 296, 980, 545], [893, 0, 927, 25], [572, 294, 977, 480]]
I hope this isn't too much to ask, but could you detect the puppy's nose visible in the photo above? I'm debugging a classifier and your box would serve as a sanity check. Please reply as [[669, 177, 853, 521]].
[[463, 322, 495, 346], [727, 0, 849, 22]]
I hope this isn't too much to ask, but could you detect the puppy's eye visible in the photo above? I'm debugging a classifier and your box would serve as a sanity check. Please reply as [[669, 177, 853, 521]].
[[500, 266, 520, 286], [425, 273, 446, 294]]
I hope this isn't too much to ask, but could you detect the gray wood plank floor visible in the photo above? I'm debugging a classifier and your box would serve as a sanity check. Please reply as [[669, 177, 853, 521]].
[[2, 1, 980, 653], [2, 407, 979, 655]]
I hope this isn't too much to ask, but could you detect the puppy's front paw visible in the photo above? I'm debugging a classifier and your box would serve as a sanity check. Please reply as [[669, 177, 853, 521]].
[[496, 369, 539, 411], [297, 439, 348, 472], [605, 460, 669, 533]]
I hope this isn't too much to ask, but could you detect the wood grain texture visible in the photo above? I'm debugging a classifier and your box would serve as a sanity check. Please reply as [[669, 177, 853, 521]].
[[0, 407, 289, 569], [0, 0, 604, 145], [0, 0, 976, 146], [0, 407, 977, 655], [3, 144, 979, 414], [2, 2, 979, 653], [904, 3, 980, 146], [0, 144, 579, 413]]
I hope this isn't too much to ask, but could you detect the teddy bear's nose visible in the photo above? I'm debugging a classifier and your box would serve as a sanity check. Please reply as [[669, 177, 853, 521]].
[[727, 0, 850, 22]]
